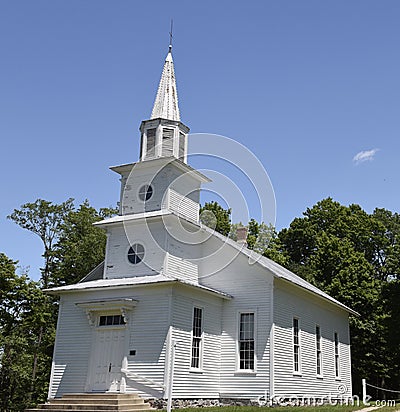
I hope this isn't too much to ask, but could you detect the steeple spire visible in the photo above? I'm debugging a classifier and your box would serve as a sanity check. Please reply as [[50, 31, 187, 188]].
[[150, 45, 181, 122], [140, 34, 189, 164]]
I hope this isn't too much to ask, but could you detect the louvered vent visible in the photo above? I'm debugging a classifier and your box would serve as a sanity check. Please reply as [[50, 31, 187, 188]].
[[146, 128, 156, 158], [162, 128, 174, 157], [179, 132, 185, 160]]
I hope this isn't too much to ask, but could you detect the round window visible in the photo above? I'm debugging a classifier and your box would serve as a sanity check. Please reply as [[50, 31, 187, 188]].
[[138, 184, 153, 201], [127, 244, 145, 265]]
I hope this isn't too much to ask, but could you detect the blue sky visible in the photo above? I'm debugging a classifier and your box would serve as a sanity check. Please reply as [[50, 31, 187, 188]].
[[1, 1, 399, 280]]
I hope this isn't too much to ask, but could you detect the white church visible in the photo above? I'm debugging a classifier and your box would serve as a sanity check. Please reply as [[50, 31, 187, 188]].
[[46, 45, 356, 404]]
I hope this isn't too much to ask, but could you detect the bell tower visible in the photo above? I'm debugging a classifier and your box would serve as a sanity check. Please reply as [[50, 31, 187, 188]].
[[139, 46, 189, 163], [110, 45, 210, 218], [97, 44, 211, 281]]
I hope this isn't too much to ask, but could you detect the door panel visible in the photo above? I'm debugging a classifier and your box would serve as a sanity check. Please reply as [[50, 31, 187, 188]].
[[91, 328, 126, 392]]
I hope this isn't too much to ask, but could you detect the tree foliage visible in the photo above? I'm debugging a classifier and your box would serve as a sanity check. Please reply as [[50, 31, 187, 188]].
[[8, 199, 74, 288], [5, 198, 117, 411], [0, 253, 56, 411], [52, 201, 117, 286], [6, 195, 400, 406], [200, 201, 231, 236], [277, 198, 400, 394], [204, 198, 400, 394]]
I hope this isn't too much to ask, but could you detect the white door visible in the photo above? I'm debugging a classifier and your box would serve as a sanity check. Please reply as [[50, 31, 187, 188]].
[[90, 317, 127, 392]]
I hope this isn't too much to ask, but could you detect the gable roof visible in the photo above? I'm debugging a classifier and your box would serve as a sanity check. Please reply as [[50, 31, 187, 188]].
[[89, 210, 358, 316], [201, 223, 359, 316], [45, 273, 232, 300]]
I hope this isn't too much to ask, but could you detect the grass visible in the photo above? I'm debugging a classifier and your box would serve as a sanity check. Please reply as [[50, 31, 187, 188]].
[[174, 406, 367, 412]]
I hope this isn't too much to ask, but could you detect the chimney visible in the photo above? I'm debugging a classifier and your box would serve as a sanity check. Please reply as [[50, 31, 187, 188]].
[[236, 226, 248, 246]]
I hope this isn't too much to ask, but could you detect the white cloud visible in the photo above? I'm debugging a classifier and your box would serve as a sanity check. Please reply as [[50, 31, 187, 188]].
[[353, 148, 379, 165]]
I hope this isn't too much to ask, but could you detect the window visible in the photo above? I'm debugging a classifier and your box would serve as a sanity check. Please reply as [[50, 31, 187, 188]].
[[178, 132, 185, 160], [316, 325, 322, 375], [191, 307, 203, 369], [162, 128, 174, 157], [334, 332, 339, 377], [138, 184, 153, 201], [98, 314, 126, 326], [146, 128, 156, 157], [127, 244, 145, 264], [239, 312, 255, 370], [293, 318, 300, 373]]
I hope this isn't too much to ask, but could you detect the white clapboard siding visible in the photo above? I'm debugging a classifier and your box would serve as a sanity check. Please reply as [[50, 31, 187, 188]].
[[164, 252, 198, 283], [273, 279, 352, 399], [198, 240, 273, 398], [163, 188, 199, 222], [105, 223, 166, 278], [123, 288, 171, 398], [49, 296, 92, 397], [119, 163, 201, 216], [49, 286, 172, 399], [170, 287, 223, 398]]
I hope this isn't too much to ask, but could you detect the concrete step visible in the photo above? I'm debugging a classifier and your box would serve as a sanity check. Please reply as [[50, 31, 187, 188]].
[[61, 394, 142, 400], [26, 393, 155, 412], [49, 399, 146, 406], [37, 404, 151, 411], [26, 409, 152, 412]]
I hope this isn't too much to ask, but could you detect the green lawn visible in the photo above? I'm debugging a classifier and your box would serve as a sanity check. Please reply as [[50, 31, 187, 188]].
[[174, 406, 366, 412]]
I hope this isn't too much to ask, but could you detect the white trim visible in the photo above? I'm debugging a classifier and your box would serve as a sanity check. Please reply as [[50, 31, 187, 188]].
[[269, 282, 275, 399], [315, 324, 323, 378], [236, 310, 257, 373], [189, 305, 204, 371], [292, 317, 301, 375], [334, 331, 340, 379], [47, 298, 64, 399], [103, 232, 110, 278]]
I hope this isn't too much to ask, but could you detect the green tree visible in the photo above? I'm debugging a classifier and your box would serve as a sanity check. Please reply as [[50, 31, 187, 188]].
[[7, 198, 117, 410], [200, 201, 231, 236], [52, 201, 117, 286], [0, 253, 55, 411], [7, 199, 74, 288], [277, 198, 399, 394]]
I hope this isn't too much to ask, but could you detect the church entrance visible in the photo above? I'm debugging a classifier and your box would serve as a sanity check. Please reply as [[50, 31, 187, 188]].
[[89, 314, 127, 392]]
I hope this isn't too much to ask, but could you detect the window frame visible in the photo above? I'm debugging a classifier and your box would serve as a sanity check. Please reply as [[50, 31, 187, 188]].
[[293, 317, 301, 375], [316, 324, 323, 377], [138, 184, 153, 201], [334, 331, 340, 379], [237, 311, 256, 372], [190, 306, 204, 371], [127, 243, 145, 265], [98, 314, 126, 328]]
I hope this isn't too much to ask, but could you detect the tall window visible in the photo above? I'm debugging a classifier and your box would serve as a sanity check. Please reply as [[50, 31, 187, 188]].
[[316, 325, 322, 375], [191, 307, 203, 369], [334, 332, 339, 377], [293, 318, 300, 372], [239, 312, 255, 370]]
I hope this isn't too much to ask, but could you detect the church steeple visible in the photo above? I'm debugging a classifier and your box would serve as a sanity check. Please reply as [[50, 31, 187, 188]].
[[150, 47, 180, 122], [139, 45, 189, 163]]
